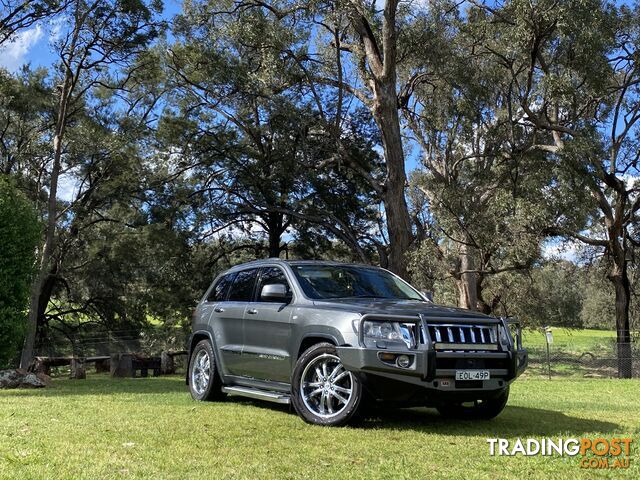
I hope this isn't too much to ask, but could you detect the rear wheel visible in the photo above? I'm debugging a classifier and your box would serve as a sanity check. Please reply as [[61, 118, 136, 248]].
[[188, 340, 225, 401], [291, 343, 363, 426], [436, 387, 509, 420]]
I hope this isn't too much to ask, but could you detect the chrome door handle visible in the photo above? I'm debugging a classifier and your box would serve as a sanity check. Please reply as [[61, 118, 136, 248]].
[[214, 307, 225, 313], [247, 309, 258, 315]]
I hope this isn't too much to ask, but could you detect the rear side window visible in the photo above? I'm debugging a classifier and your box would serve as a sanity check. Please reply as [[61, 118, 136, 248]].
[[206, 273, 236, 302], [227, 268, 258, 301]]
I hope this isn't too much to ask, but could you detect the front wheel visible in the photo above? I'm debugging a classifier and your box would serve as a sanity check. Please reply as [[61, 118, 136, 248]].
[[436, 387, 509, 420], [188, 340, 225, 401], [291, 343, 363, 426]]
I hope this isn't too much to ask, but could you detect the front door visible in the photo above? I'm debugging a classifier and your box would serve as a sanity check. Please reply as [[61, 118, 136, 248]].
[[242, 266, 294, 383]]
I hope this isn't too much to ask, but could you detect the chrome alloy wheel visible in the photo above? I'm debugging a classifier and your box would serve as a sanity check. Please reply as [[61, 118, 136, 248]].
[[191, 349, 211, 395], [300, 353, 353, 419]]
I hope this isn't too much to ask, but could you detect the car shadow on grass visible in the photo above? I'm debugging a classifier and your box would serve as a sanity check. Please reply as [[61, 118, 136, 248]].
[[357, 405, 621, 436], [212, 396, 620, 437]]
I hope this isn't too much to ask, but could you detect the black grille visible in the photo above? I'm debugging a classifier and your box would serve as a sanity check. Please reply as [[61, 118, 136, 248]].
[[427, 324, 498, 351]]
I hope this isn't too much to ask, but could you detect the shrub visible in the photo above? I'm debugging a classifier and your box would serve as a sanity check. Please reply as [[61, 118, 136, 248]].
[[0, 176, 40, 368]]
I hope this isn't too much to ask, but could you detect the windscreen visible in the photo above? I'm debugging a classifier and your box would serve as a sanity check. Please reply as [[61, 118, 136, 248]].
[[292, 265, 423, 300]]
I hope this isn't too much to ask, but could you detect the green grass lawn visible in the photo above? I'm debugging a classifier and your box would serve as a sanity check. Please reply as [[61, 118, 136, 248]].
[[0, 376, 638, 479]]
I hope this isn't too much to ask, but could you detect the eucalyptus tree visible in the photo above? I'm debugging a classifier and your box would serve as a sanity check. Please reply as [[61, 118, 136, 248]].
[[468, 0, 638, 376], [20, 0, 162, 368], [400, 6, 569, 312]]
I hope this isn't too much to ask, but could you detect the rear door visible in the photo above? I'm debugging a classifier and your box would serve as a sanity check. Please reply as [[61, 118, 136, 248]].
[[242, 266, 295, 382], [208, 268, 258, 376]]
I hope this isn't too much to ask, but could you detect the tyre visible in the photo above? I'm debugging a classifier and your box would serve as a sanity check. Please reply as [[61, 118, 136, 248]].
[[436, 387, 509, 420], [188, 339, 226, 401], [291, 342, 363, 426]]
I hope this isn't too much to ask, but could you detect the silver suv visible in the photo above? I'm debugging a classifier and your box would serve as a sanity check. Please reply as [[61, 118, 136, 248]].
[[187, 259, 527, 426]]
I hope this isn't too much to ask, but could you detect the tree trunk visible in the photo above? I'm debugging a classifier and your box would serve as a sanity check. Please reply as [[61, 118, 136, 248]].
[[610, 265, 632, 378], [20, 154, 62, 368], [20, 64, 73, 369], [456, 241, 478, 310], [266, 212, 284, 258], [345, 2, 413, 278], [476, 275, 500, 315], [374, 83, 413, 279]]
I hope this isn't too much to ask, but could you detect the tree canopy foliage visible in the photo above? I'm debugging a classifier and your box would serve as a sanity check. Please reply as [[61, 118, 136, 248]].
[[0, 0, 637, 376]]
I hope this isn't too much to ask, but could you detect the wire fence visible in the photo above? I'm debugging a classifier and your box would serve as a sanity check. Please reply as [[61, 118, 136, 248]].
[[34, 328, 189, 358], [526, 341, 639, 379]]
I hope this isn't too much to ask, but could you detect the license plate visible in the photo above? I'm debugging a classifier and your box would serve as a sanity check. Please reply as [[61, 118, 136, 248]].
[[455, 370, 490, 380]]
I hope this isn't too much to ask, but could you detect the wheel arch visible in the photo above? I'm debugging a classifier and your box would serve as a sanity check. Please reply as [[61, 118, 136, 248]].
[[297, 334, 343, 359], [186, 330, 215, 385]]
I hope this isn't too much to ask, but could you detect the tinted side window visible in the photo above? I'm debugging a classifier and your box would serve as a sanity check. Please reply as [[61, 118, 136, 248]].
[[257, 267, 290, 302], [227, 268, 258, 301], [206, 273, 236, 302]]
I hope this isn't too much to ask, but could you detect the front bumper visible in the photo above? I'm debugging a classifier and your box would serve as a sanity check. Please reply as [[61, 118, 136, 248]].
[[336, 314, 527, 394]]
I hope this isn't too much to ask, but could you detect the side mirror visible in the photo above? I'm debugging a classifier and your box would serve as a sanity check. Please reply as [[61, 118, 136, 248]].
[[260, 283, 289, 301], [421, 290, 434, 302]]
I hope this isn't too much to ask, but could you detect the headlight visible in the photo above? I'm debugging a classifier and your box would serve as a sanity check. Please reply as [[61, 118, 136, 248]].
[[499, 320, 525, 350], [507, 319, 523, 350], [498, 324, 511, 347], [363, 321, 415, 348]]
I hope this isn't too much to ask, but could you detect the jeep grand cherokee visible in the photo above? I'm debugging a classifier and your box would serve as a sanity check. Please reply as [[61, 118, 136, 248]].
[[187, 259, 527, 426]]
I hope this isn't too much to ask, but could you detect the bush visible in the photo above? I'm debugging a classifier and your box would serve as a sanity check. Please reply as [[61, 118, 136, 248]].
[[0, 176, 40, 368]]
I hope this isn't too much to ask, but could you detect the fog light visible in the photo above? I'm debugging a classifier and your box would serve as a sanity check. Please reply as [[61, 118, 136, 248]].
[[379, 352, 396, 362], [397, 354, 411, 368]]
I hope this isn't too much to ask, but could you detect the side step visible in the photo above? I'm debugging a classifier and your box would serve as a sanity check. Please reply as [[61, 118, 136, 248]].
[[222, 386, 291, 405]]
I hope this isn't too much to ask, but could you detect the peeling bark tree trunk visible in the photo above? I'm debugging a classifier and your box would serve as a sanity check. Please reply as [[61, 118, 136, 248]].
[[346, 1, 414, 278], [456, 240, 478, 311], [374, 84, 413, 279]]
